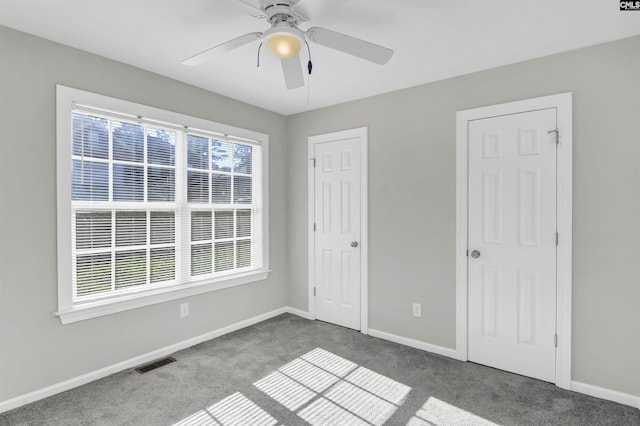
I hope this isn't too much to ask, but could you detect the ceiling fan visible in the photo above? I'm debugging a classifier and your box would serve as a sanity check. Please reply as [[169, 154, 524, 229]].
[[182, 0, 394, 89]]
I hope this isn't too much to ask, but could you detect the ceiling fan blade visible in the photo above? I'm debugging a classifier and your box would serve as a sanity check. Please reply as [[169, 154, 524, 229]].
[[182, 32, 262, 66], [281, 54, 304, 89], [234, 0, 267, 18], [306, 27, 393, 65]]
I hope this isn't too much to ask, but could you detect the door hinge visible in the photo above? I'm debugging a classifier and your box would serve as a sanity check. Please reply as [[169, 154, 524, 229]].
[[554, 333, 558, 348], [313, 223, 316, 232], [466, 249, 469, 257], [312, 158, 316, 168], [548, 129, 559, 144], [556, 232, 559, 246], [313, 287, 316, 296]]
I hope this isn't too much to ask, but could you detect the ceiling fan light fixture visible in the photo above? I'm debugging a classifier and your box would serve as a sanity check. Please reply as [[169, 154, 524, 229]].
[[263, 27, 304, 59]]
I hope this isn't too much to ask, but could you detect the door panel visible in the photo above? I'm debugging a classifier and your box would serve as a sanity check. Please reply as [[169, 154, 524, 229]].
[[314, 138, 361, 330], [468, 108, 557, 382]]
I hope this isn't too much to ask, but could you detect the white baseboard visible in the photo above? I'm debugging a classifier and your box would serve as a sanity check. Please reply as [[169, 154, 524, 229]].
[[571, 381, 640, 410], [4, 309, 637, 414], [368, 329, 640, 411], [284, 306, 313, 320], [0, 307, 289, 414], [367, 328, 459, 360]]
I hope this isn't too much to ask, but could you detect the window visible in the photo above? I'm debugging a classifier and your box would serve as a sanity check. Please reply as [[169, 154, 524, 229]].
[[56, 86, 268, 324]]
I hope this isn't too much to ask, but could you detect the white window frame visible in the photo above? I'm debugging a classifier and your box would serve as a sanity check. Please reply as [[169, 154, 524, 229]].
[[56, 85, 269, 324]]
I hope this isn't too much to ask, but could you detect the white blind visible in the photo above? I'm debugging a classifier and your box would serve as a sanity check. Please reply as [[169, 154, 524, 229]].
[[70, 110, 263, 302], [186, 134, 262, 278]]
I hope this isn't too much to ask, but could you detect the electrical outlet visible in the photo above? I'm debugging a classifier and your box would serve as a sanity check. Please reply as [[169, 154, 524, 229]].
[[412, 303, 422, 318], [180, 303, 189, 318]]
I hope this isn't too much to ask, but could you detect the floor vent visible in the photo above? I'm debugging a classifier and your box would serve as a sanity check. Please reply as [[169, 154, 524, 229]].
[[135, 357, 176, 374]]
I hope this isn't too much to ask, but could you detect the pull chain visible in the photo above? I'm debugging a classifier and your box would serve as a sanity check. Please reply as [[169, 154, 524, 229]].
[[305, 41, 313, 105], [256, 42, 263, 67]]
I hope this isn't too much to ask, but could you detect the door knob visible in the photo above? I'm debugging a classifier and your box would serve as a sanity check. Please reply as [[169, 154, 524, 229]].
[[351, 241, 359, 248], [470, 250, 480, 258]]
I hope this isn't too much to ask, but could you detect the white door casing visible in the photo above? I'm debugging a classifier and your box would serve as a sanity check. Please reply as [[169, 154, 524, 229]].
[[308, 127, 368, 332], [456, 93, 572, 389], [468, 108, 557, 382]]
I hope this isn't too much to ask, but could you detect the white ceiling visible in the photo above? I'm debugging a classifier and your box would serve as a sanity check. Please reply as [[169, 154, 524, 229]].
[[1, 0, 639, 116]]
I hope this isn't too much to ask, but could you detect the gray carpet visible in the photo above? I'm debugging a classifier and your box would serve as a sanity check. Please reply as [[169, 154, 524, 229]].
[[1, 314, 638, 425]]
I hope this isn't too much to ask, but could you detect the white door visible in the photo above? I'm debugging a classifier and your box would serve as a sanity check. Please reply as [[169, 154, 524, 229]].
[[313, 137, 361, 330], [467, 108, 557, 382]]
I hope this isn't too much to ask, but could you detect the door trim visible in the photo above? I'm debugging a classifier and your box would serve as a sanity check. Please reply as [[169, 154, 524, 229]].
[[308, 127, 369, 334], [455, 93, 573, 388]]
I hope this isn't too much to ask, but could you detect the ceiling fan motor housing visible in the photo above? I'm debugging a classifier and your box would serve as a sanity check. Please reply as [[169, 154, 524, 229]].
[[263, 1, 307, 25]]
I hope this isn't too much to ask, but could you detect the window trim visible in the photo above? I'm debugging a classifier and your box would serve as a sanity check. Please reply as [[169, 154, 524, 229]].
[[56, 85, 270, 324]]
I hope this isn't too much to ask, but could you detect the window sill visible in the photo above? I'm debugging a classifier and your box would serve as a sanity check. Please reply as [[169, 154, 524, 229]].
[[55, 269, 270, 324]]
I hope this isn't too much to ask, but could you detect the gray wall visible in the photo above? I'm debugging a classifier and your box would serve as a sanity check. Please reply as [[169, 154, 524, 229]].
[[0, 26, 289, 401], [1, 24, 639, 404], [287, 36, 640, 396]]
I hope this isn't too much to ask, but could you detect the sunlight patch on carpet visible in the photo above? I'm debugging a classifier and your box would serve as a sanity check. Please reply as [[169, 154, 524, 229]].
[[255, 347, 412, 425], [408, 396, 499, 426], [324, 380, 397, 425], [173, 409, 219, 426], [254, 370, 316, 411], [207, 392, 276, 426], [301, 347, 358, 377], [173, 392, 276, 426], [278, 357, 340, 393], [298, 396, 370, 425], [345, 366, 412, 406], [174, 348, 412, 425]]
